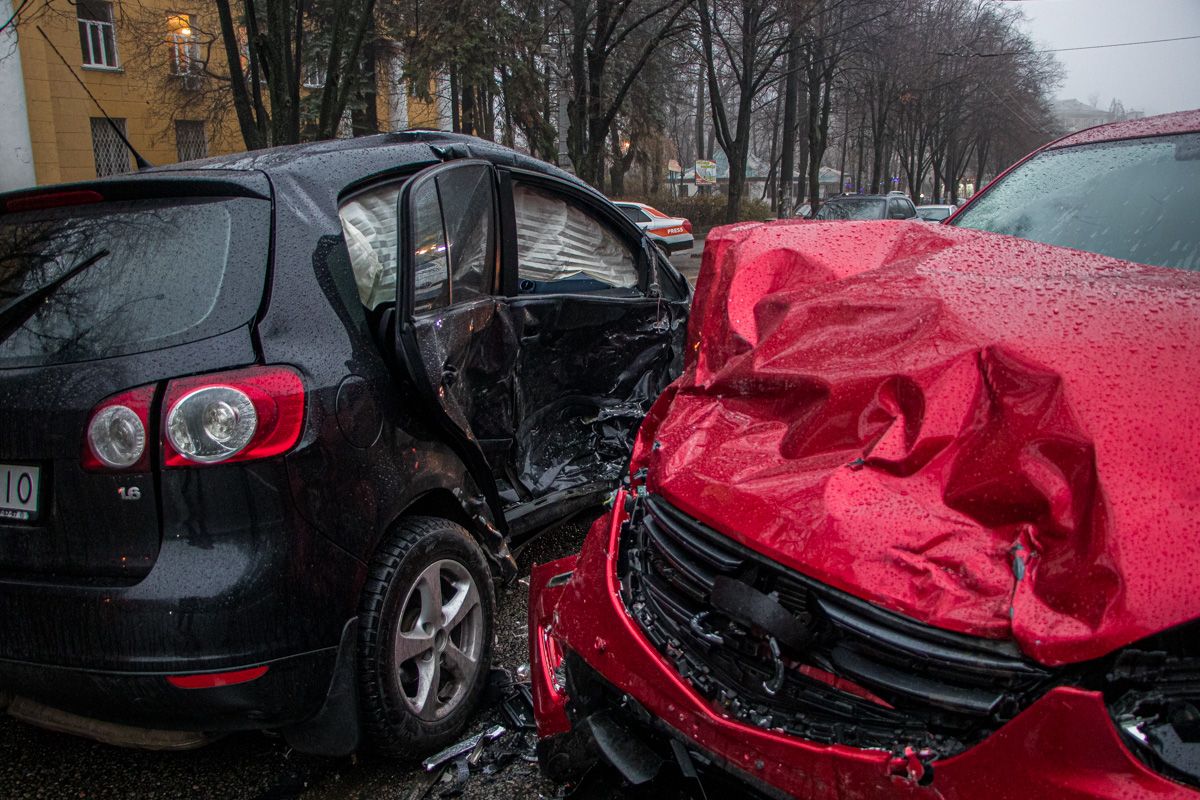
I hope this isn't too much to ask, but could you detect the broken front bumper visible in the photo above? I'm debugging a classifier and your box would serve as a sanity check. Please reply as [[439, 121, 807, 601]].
[[528, 489, 1198, 799]]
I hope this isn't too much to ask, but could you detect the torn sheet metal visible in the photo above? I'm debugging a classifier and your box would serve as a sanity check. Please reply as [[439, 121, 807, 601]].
[[632, 219, 1200, 666]]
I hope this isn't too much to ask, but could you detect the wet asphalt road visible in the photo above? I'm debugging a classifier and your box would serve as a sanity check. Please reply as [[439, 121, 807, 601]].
[[0, 516, 592, 800], [0, 245, 706, 800]]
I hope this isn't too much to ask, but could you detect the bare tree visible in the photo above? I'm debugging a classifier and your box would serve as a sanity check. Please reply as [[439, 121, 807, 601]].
[[697, 0, 790, 221]]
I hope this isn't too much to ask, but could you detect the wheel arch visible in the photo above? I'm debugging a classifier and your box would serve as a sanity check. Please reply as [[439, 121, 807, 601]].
[[382, 487, 515, 582]]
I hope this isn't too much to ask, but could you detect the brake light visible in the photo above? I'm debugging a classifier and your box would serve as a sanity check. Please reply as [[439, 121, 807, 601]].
[[4, 190, 104, 214], [162, 366, 304, 467], [83, 385, 155, 472], [167, 665, 268, 689], [682, 219, 692, 234]]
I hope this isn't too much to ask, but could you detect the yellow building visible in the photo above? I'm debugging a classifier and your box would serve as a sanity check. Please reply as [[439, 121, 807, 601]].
[[1, 0, 243, 188], [0, 0, 446, 191]]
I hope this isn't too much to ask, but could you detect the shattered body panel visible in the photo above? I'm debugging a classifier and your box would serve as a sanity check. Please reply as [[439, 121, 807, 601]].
[[643, 219, 1200, 665], [530, 213, 1200, 796]]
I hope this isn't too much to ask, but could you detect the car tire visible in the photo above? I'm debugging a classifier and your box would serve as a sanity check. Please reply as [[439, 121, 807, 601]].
[[655, 241, 671, 260], [358, 516, 495, 756]]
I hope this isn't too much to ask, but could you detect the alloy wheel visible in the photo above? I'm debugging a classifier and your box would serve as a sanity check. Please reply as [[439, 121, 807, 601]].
[[391, 558, 484, 721]]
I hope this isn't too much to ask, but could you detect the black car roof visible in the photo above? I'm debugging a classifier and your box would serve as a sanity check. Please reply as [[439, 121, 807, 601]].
[[0, 131, 591, 205]]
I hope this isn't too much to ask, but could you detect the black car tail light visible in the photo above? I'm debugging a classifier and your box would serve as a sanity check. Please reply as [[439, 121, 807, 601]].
[[162, 366, 305, 467], [83, 385, 155, 472]]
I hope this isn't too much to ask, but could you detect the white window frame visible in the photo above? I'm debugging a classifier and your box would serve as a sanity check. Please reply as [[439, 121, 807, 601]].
[[78, 2, 119, 69], [169, 33, 201, 77], [302, 62, 326, 89]]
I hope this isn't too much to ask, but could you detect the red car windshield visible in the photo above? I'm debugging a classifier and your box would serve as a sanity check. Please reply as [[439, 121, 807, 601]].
[[952, 132, 1200, 271]]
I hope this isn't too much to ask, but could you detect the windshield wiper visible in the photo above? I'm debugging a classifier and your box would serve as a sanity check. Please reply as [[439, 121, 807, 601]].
[[0, 249, 110, 340]]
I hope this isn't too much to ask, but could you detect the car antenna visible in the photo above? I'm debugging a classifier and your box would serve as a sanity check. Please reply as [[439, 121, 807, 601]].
[[36, 25, 153, 170]]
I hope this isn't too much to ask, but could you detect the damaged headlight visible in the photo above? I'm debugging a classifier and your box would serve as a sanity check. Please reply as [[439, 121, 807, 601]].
[[1108, 636, 1200, 789]]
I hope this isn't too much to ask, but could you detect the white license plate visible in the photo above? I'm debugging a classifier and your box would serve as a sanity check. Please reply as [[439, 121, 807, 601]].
[[0, 464, 40, 522]]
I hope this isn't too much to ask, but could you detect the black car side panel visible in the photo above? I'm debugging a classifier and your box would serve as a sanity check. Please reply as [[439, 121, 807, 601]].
[[0, 459, 360, 670], [256, 182, 506, 572]]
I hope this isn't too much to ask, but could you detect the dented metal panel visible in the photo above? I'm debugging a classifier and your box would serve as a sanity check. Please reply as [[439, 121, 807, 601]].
[[632, 218, 1200, 666]]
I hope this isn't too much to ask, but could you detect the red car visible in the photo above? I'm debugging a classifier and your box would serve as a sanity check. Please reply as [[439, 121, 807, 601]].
[[529, 109, 1200, 798]]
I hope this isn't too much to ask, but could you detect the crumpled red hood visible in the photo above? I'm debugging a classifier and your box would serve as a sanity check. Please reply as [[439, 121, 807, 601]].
[[633, 219, 1200, 666]]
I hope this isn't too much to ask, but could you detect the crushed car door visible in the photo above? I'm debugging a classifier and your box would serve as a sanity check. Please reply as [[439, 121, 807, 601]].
[[500, 173, 690, 501], [393, 160, 517, 530]]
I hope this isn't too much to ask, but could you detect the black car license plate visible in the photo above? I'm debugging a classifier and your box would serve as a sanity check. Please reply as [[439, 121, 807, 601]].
[[0, 464, 40, 522]]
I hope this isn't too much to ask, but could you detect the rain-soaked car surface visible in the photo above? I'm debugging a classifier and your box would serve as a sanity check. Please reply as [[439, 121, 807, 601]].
[[528, 110, 1200, 797], [0, 131, 689, 757]]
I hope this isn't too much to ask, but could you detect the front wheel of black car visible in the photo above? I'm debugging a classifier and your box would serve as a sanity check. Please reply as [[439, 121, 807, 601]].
[[358, 516, 494, 756]]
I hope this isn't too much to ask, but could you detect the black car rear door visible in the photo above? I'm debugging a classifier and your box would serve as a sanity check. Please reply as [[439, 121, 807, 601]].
[[393, 160, 517, 528]]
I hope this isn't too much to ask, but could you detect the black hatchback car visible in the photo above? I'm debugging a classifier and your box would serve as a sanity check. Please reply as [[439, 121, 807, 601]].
[[809, 193, 918, 220], [0, 132, 689, 756]]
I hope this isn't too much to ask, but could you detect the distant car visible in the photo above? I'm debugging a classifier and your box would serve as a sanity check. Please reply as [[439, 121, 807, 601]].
[[917, 203, 957, 222], [614, 201, 693, 255], [813, 194, 917, 221]]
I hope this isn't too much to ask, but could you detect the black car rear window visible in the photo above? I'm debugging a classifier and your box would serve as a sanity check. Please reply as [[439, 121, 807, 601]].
[[0, 196, 269, 368]]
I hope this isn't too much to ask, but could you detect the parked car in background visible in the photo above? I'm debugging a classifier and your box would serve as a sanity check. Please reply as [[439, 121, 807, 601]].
[[0, 132, 689, 758], [530, 110, 1200, 797], [916, 203, 957, 221], [614, 201, 694, 255], [812, 193, 918, 220]]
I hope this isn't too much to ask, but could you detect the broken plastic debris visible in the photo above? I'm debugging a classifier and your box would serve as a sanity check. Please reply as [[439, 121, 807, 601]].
[[422, 724, 506, 772]]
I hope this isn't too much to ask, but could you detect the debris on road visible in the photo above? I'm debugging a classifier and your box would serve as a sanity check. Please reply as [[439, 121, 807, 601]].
[[422, 726, 507, 773]]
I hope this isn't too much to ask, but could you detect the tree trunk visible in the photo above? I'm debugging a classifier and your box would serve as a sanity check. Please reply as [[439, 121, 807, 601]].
[[766, 91, 781, 208], [449, 66, 461, 132], [779, 28, 799, 214], [214, 0, 267, 150], [243, 0, 271, 144], [807, 70, 831, 213]]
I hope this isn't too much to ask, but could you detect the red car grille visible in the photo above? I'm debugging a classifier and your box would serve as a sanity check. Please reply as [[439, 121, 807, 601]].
[[618, 493, 1052, 759]]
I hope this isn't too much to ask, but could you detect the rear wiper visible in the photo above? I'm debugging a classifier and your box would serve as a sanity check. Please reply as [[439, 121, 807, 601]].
[[0, 249, 110, 339]]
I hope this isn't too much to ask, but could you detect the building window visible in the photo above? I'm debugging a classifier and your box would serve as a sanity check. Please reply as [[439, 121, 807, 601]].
[[78, 0, 119, 69], [302, 62, 326, 89], [91, 117, 132, 177], [167, 14, 201, 78], [175, 120, 207, 162]]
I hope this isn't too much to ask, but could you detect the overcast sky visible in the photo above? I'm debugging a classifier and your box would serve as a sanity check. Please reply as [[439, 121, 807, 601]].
[[1017, 0, 1200, 115]]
